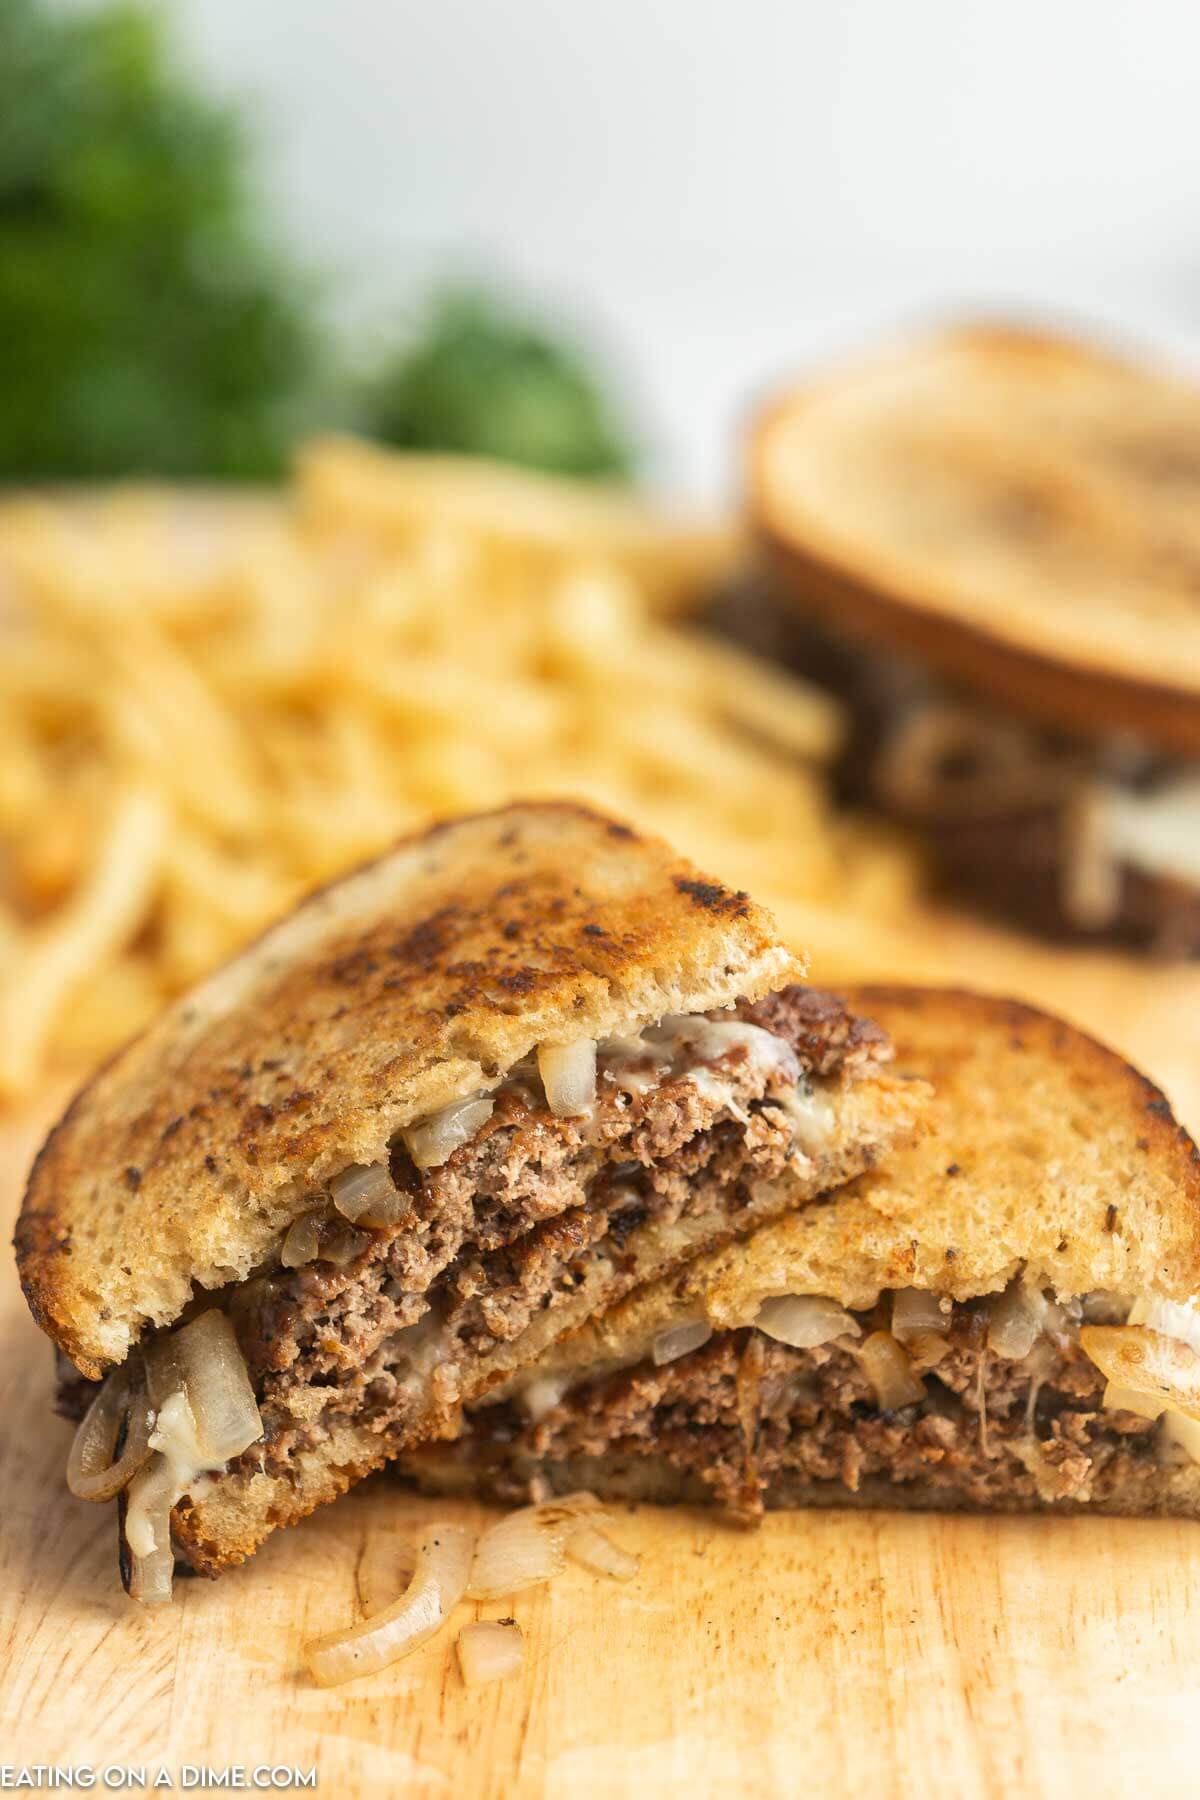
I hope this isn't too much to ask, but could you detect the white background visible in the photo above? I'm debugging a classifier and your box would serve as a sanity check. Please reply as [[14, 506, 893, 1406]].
[[171, 0, 1200, 496]]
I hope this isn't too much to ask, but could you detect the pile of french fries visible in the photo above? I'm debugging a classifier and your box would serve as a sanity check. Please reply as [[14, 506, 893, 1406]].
[[0, 438, 918, 1099]]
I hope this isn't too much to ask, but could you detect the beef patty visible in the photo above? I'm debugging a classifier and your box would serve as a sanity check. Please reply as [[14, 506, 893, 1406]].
[[440, 1295, 1178, 1518]]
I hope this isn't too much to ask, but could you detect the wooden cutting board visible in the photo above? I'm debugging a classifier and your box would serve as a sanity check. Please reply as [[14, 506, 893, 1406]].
[[5, 923, 1200, 1799]]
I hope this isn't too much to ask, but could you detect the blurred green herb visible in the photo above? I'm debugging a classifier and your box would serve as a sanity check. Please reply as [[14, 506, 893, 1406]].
[[358, 288, 637, 481], [0, 0, 323, 480], [0, 1, 639, 484]]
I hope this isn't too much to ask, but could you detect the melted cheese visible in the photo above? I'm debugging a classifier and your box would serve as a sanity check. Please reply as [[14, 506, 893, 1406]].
[[1101, 774, 1200, 888]]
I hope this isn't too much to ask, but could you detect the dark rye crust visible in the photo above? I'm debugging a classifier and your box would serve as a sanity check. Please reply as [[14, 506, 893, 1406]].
[[402, 1307, 1199, 1522]]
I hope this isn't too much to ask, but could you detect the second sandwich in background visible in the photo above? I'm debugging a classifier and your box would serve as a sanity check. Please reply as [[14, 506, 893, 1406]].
[[738, 324, 1200, 952]]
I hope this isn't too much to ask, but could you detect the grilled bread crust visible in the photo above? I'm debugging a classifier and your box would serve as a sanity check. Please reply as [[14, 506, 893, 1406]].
[[751, 324, 1200, 754]]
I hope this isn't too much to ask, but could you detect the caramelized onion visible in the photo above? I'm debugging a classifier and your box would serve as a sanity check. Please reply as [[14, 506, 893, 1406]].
[[1082, 1324, 1200, 1422], [988, 1281, 1069, 1361], [331, 1161, 405, 1228], [566, 1524, 640, 1582], [854, 1331, 926, 1410], [67, 1362, 153, 1502], [1161, 1410, 1200, 1466], [891, 1289, 949, 1342], [987, 1285, 1041, 1361], [281, 1210, 323, 1269], [169, 1310, 263, 1464], [1127, 1295, 1200, 1355], [467, 1493, 602, 1600], [755, 1294, 860, 1350], [122, 1454, 178, 1605], [457, 1620, 524, 1687], [538, 1039, 597, 1118], [404, 1096, 494, 1169], [357, 1538, 418, 1619], [305, 1523, 474, 1687], [652, 1320, 712, 1366]]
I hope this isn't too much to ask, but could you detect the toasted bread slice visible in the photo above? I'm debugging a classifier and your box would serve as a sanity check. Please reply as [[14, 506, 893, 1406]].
[[751, 324, 1200, 755], [406, 986, 1200, 1521], [18, 801, 801, 1378]]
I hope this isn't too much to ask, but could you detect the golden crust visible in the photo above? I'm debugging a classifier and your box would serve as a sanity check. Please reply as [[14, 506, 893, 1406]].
[[750, 323, 1200, 754], [16, 801, 803, 1377]]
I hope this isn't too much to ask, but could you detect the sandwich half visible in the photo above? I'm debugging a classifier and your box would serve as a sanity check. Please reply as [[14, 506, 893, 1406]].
[[405, 985, 1200, 1522], [16, 802, 928, 1595], [741, 324, 1200, 950]]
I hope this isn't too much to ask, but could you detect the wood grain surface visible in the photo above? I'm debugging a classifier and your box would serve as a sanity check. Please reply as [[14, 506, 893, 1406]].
[[5, 924, 1200, 1798]]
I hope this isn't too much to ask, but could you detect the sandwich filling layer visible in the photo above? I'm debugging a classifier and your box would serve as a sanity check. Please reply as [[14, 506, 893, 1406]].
[[57, 987, 898, 1585], [426, 1280, 1200, 1516], [225, 988, 881, 1472], [713, 584, 1200, 951]]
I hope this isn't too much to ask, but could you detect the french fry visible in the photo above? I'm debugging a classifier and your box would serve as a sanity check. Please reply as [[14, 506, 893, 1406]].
[[0, 445, 918, 1097]]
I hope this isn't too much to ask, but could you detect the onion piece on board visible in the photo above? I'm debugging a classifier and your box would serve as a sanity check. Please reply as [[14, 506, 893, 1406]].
[[1081, 1325, 1200, 1423], [121, 1455, 178, 1605], [457, 1620, 524, 1688], [305, 1524, 474, 1687], [565, 1524, 640, 1582], [67, 1362, 154, 1502], [404, 1096, 495, 1170], [538, 1039, 597, 1118], [755, 1294, 860, 1350], [854, 1331, 926, 1410], [357, 1537, 419, 1619], [331, 1161, 405, 1229], [652, 1321, 712, 1366], [468, 1494, 603, 1600]]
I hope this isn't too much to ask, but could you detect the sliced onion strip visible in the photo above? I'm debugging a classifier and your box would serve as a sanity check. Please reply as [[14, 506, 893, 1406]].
[[652, 1321, 712, 1366], [891, 1289, 949, 1342], [566, 1524, 640, 1582], [538, 1039, 597, 1118], [281, 1211, 323, 1268], [67, 1363, 153, 1503], [988, 1281, 1069, 1360], [305, 1523, 474, 1687], [854, 1330, 926, 1410], [755, 1294, 860, 1350], [169, 1310, 263, 1464], [330, 1161, 405, 1229], [122, 1454, 179, 1605], [404, 1096, 495, 1170], [467, 1493, 602, 1600], [1081, 1324, 1200, 1423], [457, 1620, 524, 1687]]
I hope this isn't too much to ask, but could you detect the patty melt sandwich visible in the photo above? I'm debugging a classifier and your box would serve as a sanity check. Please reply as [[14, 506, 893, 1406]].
[[741, 325, 1200, 950], [16, 802, 927, 1598], [405, 986, 1200, 1521]]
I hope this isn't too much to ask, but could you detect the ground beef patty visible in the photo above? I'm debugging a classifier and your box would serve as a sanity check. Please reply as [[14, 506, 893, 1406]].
[[461, 1303, 1168, 1517]]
